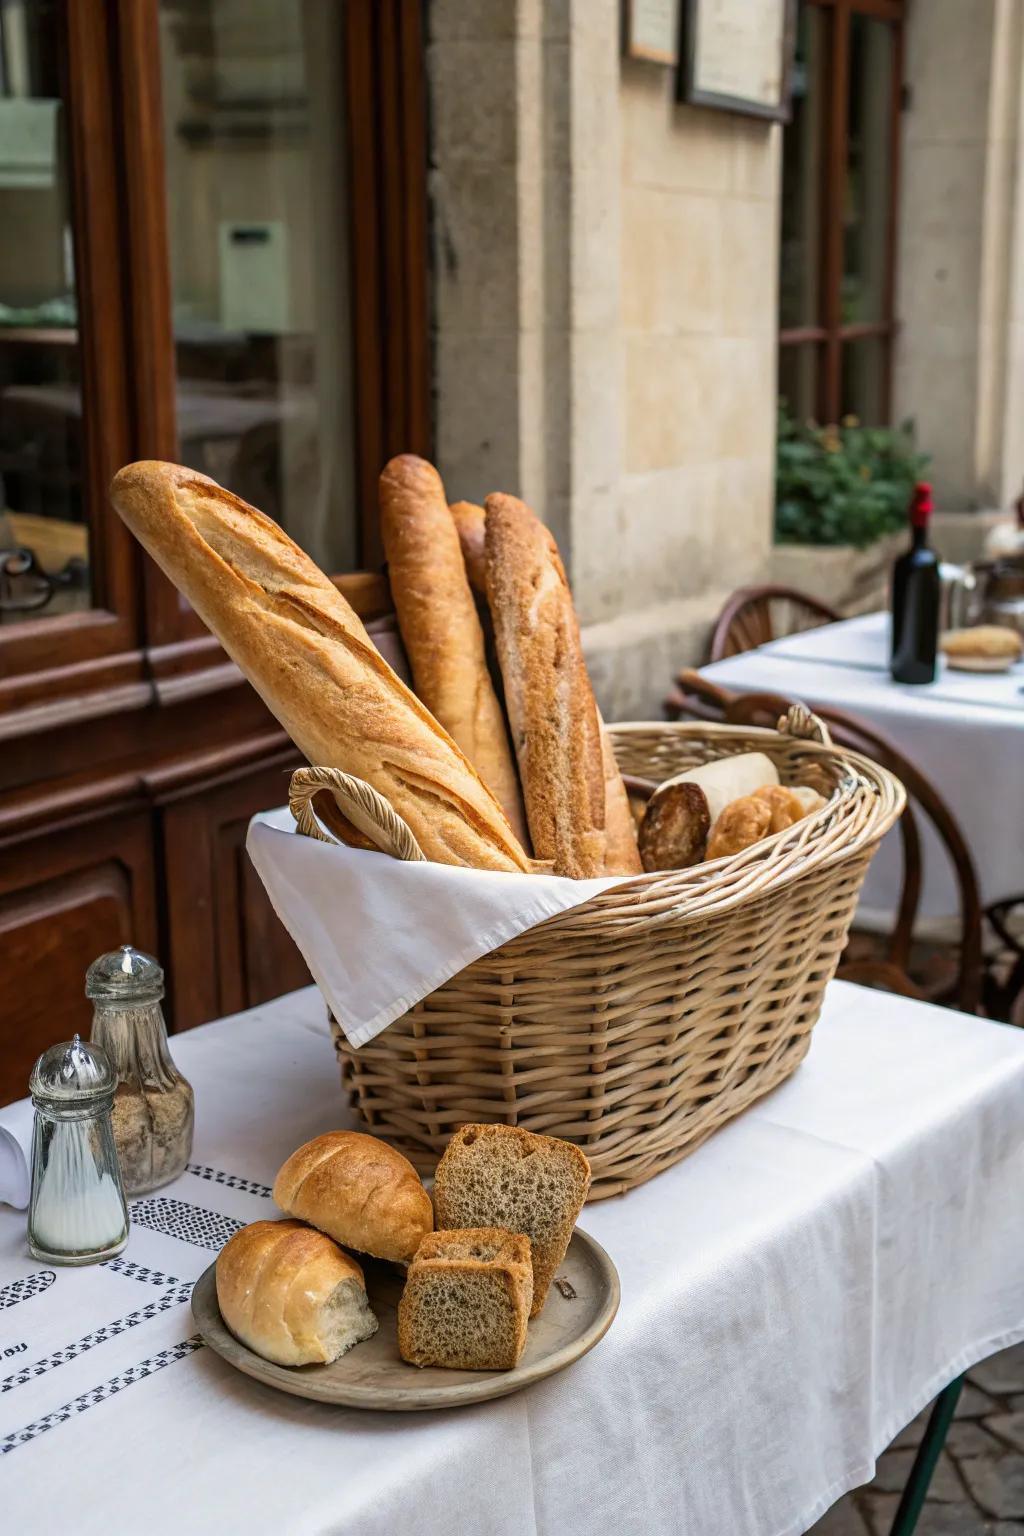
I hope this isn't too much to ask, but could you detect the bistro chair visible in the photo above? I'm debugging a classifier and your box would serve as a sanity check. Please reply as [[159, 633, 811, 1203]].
[[664, 669, 984, 1015], [708, 584, 841, 662]]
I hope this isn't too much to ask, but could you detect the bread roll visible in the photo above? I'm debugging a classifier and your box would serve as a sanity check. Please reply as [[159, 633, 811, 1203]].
[[941, 624, 1023, 670], [273, 1130, 433, 1265], [398, 1228, 533, 1371], [751, 784, 808, 834], [449, 500, 487, 595], [706, 795, 772, 860], [433, 1123, 590, 1317], [380, 457, 528, 847], [485, 494, 606, 879], [109, 462, 528, 873], [215, 1219, 377, 1367], [599, 718, 642, 875], [790, 785, 828, 817]]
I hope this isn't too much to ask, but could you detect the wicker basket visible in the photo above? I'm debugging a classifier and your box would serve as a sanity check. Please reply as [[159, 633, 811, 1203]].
[[288, 709, 904, 1200]]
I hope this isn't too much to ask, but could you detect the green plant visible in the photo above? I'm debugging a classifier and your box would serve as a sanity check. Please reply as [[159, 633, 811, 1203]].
[[775, 405, 930, 549]]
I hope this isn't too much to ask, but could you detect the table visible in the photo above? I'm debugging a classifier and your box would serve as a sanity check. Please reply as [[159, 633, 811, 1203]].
[[1, 983, 1022, 1536], [704, 611, 1024, 919]]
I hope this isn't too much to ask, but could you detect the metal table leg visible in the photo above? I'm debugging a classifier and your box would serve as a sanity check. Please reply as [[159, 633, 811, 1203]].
[[887, 1375, 965, 1536]]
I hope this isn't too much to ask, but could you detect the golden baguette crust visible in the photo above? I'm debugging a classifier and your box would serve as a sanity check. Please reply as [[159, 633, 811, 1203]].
[[449, 500, 487, 595], [109, 462, 528, 872], [215, 1219, 374, 1366], [599, 718, 642, 875], [380, 457, 528, 848], [273, 1130, 433, 1265], [484, 493, 606, 879]]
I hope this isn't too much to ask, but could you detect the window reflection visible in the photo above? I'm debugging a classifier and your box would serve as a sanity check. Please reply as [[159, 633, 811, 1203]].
[[0, 0, 90, 623]]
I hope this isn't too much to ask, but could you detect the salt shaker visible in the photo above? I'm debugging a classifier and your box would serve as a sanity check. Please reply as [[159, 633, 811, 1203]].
[[87, 945, 194, 1196], [28, 1036, 129, 1265]]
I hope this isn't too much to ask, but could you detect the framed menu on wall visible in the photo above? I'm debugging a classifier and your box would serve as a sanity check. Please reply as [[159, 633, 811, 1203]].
[[677, 0, 796, 121], [623, 0, 680, 66]]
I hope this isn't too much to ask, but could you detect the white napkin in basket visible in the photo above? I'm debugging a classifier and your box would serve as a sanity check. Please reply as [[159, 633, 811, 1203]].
[[246, 808, 629, 1048]]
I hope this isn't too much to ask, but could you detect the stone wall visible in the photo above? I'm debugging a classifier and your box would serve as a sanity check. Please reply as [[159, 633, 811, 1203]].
[[895, 0, 1024, 512], [429, 2, 779, 719]]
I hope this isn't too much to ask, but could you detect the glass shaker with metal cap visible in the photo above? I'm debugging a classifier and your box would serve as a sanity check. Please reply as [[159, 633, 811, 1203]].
[[87, 945, 194, 1196], [28, 1035, 129, 1265]]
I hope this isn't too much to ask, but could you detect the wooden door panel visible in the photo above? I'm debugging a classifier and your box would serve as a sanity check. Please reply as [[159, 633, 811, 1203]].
[[0, 816, 158, 1104], [162, 753, 310, 1032]]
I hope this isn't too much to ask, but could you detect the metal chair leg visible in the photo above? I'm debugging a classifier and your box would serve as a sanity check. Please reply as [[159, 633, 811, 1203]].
[[887, 1375, 964, 1536]]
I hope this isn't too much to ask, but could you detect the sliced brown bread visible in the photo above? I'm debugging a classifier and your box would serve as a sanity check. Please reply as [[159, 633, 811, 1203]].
[[397, 1227, 533, 1371], [432, 1125, 591, 1317]]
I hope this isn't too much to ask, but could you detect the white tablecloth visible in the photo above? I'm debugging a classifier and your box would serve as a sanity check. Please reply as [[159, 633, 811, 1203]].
[[704, 612, 1024, 918], [1, 983, 1022, 1536]]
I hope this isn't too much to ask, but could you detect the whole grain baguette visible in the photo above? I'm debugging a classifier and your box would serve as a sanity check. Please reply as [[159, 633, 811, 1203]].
[[484, 493, 606, 879], [110, 462, 529, 872], [449, 500, 487, 595], [380, 457, 528, 848]]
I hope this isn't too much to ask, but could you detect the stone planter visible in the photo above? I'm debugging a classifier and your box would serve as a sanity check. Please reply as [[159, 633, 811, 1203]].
[[770, 532, 905, 616]]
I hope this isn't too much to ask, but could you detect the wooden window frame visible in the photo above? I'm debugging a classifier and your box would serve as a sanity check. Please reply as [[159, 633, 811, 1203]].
[[778, 0, 905, 424], [0, 0, 430, 716]]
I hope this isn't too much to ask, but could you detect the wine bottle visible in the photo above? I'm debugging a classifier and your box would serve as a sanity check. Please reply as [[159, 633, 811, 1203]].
[[891, 482, 940, 684]]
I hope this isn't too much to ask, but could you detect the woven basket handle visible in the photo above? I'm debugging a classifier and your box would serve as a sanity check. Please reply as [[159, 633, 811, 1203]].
[[777, 702, 833, 748], [288, 766, 426, 862]]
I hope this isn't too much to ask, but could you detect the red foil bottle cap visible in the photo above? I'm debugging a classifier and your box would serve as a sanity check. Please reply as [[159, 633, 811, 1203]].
[[910, 482, 933, 529]]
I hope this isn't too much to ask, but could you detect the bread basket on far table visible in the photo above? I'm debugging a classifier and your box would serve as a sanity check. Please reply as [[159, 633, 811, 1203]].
[[288, 707, 904, 1201]]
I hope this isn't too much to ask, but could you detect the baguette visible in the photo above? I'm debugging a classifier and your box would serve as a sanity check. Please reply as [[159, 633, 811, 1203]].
[[599, 718, 642, 875], [449, 500, 487, 595], [110, 462, 529, 872], [380, 457, 528, 848], [484, 494, 606, 879]]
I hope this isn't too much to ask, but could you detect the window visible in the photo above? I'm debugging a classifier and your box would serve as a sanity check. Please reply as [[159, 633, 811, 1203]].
[[778, 0, 904, 425]]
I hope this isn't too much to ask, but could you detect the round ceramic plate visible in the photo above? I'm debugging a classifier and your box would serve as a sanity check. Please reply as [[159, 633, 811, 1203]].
[[191, 1226, 619, 1411]]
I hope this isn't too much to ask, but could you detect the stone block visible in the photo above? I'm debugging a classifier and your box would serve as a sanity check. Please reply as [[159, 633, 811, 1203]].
[[806, 1496, 870, 1535], [970, 1345, 1024, 1398], [872, 1448, 962, 1502], [428, 41, 517, 166], [434, 331, 521, 500], [430, 163, 520, 336], [958, 1453, 1024, 1520], [621, 186, 724, 337]]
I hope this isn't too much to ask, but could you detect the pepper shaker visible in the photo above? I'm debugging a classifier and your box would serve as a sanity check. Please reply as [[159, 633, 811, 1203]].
[[28, 1036, 129, 1265], [87, 945, 194, 1196]]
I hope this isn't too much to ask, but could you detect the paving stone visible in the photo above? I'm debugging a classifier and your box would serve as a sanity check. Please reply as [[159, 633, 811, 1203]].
[[892, 1408, 932, 1450], [947, 1419, 1005, 1458], [806, 1494, 871, 1535], [970, 1345, 1024, 1398], [872, 1448, 963, 1502], [958, 1453, 1024, 1520], [991, 1523, 1024, 1534], [1011, 1397, 1024, 1414], [863, 1493, 988, 1535], [957, 1383, 1002, 1419], [987, 1416, 1024, 1455]]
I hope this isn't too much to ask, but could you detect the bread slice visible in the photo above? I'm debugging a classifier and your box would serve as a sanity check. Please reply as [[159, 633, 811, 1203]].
[[216, 1220, 378, 1367], [432, 1125, 591, 1316], [398, 1227, 533, 1371]]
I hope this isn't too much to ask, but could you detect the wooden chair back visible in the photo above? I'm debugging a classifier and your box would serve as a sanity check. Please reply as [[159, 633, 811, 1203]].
[[665, 669, 984, 1014], [708, 584, 841, 662]]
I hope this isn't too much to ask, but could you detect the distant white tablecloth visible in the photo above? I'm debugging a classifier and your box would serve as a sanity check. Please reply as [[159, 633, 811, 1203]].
[[1, 983, 1022, 1536], [704, 612, 1024, 918]]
